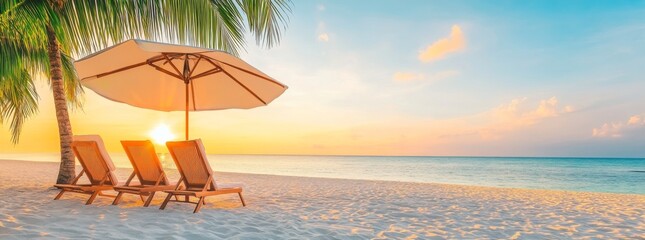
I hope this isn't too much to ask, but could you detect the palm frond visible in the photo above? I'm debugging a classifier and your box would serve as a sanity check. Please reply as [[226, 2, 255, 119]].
[[235, 0, 291, 48], [61, 0, 237, 55], [0, 0, 80, 142], [60, 0, 290, 56], [0, 0, 23, 15], [170, 0, 246, 55], [0, 68, 39, 144], [0, 35, 49, 86], [1, 0, 67, 50], [61, 52, 83, 109], [0, 30, 45, 144]]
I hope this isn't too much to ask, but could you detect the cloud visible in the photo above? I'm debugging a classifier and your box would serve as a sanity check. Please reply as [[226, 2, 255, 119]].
[[592, 114, 645, 138], [316, 22, 330, 42], [492, 97, 570, 126], [476, 97, 572, 139], [317, 4, 326, 11], [592, 123, 624, 138], [393, 72, 424, 81], [392, 70, 459, 82], [628, 115, 643, 125], [298, 96, 575, 155], [419, 97, 574, 142], [318, 33, 329, 42], [418, 25, 465, 62]]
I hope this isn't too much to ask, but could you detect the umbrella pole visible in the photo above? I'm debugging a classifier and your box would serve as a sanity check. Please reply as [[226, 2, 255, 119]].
[[185, 82, 189, 140]]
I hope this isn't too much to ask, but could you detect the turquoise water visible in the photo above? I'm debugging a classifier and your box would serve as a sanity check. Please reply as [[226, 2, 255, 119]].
[[2, 153, 644, 194], [202, 155, 645, 195]]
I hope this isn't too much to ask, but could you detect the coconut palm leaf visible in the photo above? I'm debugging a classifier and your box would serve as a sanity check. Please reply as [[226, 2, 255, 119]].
[[235, 0, 291, 48], [58, 0, 291, 56], [59, 0, 244, 55], [0, 68, 39, 144], [1, 0, 67, 48], [60, 52, 83, 109]]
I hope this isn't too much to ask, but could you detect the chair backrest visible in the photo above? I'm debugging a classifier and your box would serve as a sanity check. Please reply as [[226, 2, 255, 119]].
[[121, 140, 169, 186], [166, 139, 217, 190], [71, 135, 119, 186]]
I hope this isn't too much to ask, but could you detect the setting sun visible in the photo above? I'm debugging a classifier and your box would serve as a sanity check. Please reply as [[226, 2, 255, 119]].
[[149, 123, 175, 145]]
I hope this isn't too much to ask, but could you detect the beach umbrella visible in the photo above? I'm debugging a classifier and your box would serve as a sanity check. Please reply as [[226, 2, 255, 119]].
[[74, 39, 287, 140]]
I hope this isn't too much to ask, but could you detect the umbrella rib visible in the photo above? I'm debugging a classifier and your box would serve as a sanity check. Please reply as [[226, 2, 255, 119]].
[[147, 61, 184, 80], [162, 53, 184, 78], [86, 56, 187, 81], [95, 62, 147, 78], [188, 55, 202, 111], [200, 58, 267, 105], [200, 55, 267, 104], [220, 67, 267, 105], [202, 57, 268, 105], [187, 56, 203, 78], [191, 69, 222, 80], [93, 56, 165, 79], [214, 59, 286, 88]]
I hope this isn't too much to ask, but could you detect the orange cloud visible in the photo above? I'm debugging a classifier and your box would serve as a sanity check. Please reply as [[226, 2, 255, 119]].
[[393, 72, 424, 81], [592, 114, 645, 138], [317, 22, 330, 42], [318, 33, 329, 42], [418, 25, 465, 62], [476, 97, 572, 139], [492, 97, 568, 126], [289, 97, 575, 155], [628, 115, 643, 125]]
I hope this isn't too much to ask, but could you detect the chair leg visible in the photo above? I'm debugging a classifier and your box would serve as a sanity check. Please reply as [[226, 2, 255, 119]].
[[139, 194, 146, 202], [143, 192, 156, 207], [112, 192, 124, 205], [238, 192, 246, 206], [54, 190, 66, 200], [86, 191, 100, 205], [193, 197, 205, 214], [160, 193, 173, 210]]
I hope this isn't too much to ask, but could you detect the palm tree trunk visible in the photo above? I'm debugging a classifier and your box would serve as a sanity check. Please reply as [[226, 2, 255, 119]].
[[46, 25, 75, 184]]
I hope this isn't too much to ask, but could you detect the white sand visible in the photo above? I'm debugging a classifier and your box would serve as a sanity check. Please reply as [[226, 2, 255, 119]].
[[0, 160, 643, 239]]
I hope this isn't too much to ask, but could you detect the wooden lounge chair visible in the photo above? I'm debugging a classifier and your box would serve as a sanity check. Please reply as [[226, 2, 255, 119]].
[[112, 140, 176, 207], [160, 139, 245, 213], [53, 135, 119, 205]]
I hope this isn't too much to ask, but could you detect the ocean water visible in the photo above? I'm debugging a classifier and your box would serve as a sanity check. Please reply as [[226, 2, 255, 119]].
[[2, 153, 644, 194], [203, 155, 645, 195]]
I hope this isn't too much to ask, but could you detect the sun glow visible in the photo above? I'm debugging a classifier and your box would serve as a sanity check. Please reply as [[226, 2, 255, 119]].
[[149, 123, 175, 145]]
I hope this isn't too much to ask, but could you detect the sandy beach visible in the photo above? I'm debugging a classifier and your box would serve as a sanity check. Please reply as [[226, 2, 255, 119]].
[[0, 159, 643, 239]]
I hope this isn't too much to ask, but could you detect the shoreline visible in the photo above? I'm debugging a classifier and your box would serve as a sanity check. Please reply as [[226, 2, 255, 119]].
[[2, 158, 643, 196]]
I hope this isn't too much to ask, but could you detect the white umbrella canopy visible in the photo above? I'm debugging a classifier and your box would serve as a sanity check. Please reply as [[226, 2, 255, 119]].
[[74, 39, 287, 139]]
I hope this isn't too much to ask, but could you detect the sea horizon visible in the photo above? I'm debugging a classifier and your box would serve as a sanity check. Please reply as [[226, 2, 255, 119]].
[[2, 151, 644, 159]]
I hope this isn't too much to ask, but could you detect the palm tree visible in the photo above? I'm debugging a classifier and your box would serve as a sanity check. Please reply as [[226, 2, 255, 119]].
[[0, 0, 291, 184]]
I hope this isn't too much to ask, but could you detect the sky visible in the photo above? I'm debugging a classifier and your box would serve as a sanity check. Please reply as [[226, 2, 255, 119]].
[[1, 0, 645, 157]]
